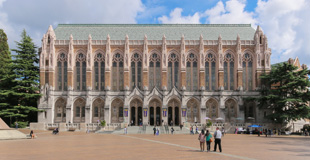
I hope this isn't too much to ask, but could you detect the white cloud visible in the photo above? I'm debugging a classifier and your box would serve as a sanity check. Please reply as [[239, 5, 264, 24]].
[[255, 0, 310, 66], [0, 0, 145, 50], [158, 8, 201, 24], [204, 0, 257, 27], [0, 0, 6, 7]]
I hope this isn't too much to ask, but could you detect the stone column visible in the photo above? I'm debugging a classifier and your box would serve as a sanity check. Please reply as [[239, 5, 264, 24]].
[[237, 70, 243, 90], [218, 71, 224, 89], [135, 107, 138, 125], [200, 71, 205, 89]]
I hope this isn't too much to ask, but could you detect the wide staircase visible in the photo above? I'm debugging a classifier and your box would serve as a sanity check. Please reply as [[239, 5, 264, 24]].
[[96, 125, 191, 135]]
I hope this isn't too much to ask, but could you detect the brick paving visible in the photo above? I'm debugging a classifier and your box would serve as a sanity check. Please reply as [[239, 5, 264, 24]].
[[0, 129, 309, 160]]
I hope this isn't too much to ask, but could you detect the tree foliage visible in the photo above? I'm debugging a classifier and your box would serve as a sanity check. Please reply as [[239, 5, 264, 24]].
[[0, 29, 41, 126], [255, 62, 310, 123]]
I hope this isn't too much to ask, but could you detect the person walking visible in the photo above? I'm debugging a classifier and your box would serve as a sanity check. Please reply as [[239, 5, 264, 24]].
[[156, 128, 159, 136], [195, 125, 199, 134], [124, 126, 127, 135], [213, 127, 222, 152], [171, 127, 174, 135], [15, 122, 18, 129], [153, 126, 156, 136], [198, 130, 205, 152], [222, 127, 225, 137], [30, 130, 35, 139], [205, 130, 212, 152]]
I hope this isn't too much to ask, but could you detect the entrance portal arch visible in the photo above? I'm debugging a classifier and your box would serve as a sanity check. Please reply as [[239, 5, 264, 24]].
[[130, 99, 143, 126], [167, 99, 181, 126], [54, 98, 66, 123], [149, 99, 162, 126], [111, 98, 124, 123], [92, 98, 104, 123]]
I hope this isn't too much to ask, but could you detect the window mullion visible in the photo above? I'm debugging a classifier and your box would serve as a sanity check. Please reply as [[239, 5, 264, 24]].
[[228, 62, 230, 90]]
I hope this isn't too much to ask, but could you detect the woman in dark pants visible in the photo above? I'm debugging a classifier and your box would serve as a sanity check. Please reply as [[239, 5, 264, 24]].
[[205, 130, 212, 152]]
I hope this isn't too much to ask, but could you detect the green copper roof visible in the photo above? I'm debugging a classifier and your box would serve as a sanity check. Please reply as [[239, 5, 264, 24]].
[[54, 24, 256, 40]]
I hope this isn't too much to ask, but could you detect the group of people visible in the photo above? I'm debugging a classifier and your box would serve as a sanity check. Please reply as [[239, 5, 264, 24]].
[[198, 127, 222, 152], [190, 125, 199, 135], [153, 126, 160, 136]]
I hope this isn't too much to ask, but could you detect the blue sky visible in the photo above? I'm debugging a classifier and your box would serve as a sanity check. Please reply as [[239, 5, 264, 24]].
[[0, 0, 309, 67]]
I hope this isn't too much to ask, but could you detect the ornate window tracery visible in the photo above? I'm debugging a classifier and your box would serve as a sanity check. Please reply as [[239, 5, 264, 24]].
[[168, 53, 179, 90], [186, 53, 199, 91], [206, 99, 218, 119], [186, 99, 200, 123], [94, 53, 105, 91], [224, 53, 235, 90], [76, 53, 86, 91], [225, 99, 237, 121], [205, 53, 216, 91], [149, 53, 161, 89], [112, 53, 124, 91], [242, 53, 253, 91], [111, 98, 124, 123], [92, 98, 104, 123], [54, 98, 66, 123], [57, 53, 67, 91], [73, 98, 86, 123], [131, 53, 143, 90]]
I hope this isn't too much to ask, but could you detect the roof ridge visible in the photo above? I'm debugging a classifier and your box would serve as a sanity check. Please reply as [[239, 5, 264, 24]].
[[56, 24, 252, 28]]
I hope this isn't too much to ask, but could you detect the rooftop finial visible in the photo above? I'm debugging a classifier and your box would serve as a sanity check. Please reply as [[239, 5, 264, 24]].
[[126, 34, 129, 39], [70, 34, 73, 40], [88, 34, 92, 40], [200, 34, 203, 39], [107, 34, 110, 39]]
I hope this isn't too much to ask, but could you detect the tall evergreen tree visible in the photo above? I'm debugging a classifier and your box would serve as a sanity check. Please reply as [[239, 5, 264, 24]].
[[255, 62, 310, 124], [0, 29, 41, 126], [0, 29, 14, 125]]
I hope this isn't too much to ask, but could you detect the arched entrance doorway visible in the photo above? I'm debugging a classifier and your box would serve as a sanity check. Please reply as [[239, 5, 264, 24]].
[[149, 99, 161, 126], [73, 98, 86, 123], [244, 101, 256, 123], [130, 99, 143, 126], [186, 98, 200, 123], [92, 98, 104, 123], [225, 99, 237, 122], [111, 98, 124, 123], [167, 99, 181, 126], [54, 98, 66, 123]]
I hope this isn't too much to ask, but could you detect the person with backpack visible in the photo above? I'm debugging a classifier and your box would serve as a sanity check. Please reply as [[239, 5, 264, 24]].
[[198, 129, 205, 152], [205, 130, 212, 152], [153, 126, 156, 136]]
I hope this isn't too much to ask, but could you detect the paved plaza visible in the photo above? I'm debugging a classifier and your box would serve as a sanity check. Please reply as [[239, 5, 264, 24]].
[[1, 129, 309, 160]]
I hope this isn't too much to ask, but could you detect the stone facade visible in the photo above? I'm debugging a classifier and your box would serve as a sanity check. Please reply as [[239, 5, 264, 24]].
[[37, 24, 272, 129]]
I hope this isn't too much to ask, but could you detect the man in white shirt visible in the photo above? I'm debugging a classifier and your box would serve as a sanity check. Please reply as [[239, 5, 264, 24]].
[[213, 127, 222, 152]]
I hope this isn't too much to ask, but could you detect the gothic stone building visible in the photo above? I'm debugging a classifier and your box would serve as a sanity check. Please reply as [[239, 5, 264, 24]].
[[37, 24, 272, 129]]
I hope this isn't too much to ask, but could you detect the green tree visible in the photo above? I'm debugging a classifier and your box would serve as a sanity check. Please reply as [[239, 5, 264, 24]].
[[0, 29, 14, 125], [0, 29, 41, 126], [255, 62, 310, 124]]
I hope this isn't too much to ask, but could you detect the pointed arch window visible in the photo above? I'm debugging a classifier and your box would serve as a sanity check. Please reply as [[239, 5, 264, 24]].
[[186, 53, 198, 91], [224, 53, 234, 90], [76, 53, 86, 91], [94, 53, 105, 91], [112, 53, 124, 91], [168, 53, 179, 90], [242, 53, 253, 91], [131, 53, 143, 90], [205, 53, 216, 91], [149, 53, 161, 89], [57, 53, 67, 91]]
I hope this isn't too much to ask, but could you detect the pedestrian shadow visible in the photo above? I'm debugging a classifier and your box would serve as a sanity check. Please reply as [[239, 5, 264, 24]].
[[177, 149, 203, 152]]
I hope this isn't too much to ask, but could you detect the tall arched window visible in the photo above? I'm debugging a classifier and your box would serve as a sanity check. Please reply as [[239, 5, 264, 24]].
[[57, 53, 67, 91], [242, 53, 253, 91], [149, 53, 161, 89], [94, 53, 105, 91], [186, 53, 198, 91], [168, 53, 179, 90], [112, 53, 124, 91], [205, 53, 216, 91], [224, 53, 234, 90], [76, 53, 86, 91], [131, 53, 142, 90]]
